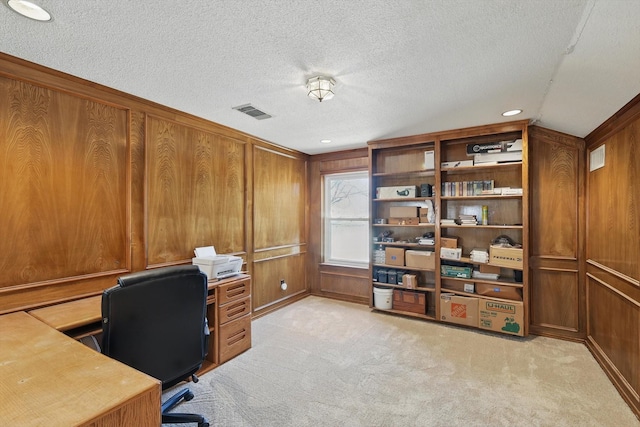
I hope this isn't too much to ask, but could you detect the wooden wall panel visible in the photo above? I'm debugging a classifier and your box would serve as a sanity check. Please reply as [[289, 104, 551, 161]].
[[0, 77, 129, 288], [146, 116, 246, 266], [528, 126, 585, 339], [250, 144, 308, 314], [253, 146, 306, 250], [530, 269, 579, 331], [584, 93, 640, 419], [0, 53, 309, 314], [586, 118, 639, 280], [320, 268, 370, 300], [586, 270, 639, 416], [252, 253, 306, 314]]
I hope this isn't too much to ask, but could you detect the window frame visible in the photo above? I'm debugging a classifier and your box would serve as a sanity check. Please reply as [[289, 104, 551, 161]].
[[321, 170, 370, 268]]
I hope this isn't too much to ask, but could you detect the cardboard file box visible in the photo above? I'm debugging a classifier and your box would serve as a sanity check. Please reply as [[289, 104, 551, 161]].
[[405, 250, 435, 270], [376, 186, 418, 199], [390, 206, 419, 217]]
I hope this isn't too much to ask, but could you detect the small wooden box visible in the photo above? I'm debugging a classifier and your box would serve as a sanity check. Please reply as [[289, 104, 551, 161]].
[[489, 245, 523, 269], [393, 289, 426, 314]]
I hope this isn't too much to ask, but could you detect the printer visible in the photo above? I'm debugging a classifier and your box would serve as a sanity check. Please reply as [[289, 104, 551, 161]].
[[192, 246, 242, 280]]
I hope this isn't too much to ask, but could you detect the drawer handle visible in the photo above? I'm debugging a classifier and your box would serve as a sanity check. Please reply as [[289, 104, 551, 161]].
[[227, 328, 246, 345], [226, 284, 247, 298], [227, 301, 247, 317]]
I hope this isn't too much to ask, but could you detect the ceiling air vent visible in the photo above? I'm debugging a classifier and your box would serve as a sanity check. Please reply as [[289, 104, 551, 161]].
[[232, 104, 272, 120]]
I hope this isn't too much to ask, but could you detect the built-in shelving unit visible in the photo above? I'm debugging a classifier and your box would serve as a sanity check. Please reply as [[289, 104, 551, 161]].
[[368, 121, 529, 337]]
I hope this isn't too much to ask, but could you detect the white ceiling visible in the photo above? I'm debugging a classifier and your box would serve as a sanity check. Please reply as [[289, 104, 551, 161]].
[[1, 0, 639, 154]]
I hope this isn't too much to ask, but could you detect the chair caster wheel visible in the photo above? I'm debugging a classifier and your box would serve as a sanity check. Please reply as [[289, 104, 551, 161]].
[[184, 391, 194, 401]]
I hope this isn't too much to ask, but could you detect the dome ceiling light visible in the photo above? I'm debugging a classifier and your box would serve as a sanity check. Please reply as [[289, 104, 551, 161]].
[[306, 76, 336, 102]]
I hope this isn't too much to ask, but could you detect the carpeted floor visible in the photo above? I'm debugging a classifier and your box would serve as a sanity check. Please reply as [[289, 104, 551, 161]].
[[165, 296, 639, 426]]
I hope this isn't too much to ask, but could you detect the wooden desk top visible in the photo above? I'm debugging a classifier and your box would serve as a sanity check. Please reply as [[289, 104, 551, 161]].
[[0, 312, 161, 426], [29, 295, 102, 332], [28, 273, 249, 333]]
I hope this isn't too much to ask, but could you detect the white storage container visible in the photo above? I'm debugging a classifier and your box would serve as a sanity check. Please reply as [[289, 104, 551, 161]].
[[373, 286, 394, 309]]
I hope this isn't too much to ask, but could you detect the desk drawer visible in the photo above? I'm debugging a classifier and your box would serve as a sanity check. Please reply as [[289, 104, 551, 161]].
[[218, 278, 251, 305], [219, 315, 251, 364], [219, 296, 251, 325]]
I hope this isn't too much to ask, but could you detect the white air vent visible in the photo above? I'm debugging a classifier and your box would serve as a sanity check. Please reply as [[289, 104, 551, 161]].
[[232, 104, 272, 120], [589, 144, 605, 172]]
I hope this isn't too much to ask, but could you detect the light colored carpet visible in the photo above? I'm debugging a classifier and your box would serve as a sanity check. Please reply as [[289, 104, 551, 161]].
[[165, 296, 639, 426]]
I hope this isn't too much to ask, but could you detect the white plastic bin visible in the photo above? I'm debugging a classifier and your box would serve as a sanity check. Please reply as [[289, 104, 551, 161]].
[[373, 286, 394, 309]]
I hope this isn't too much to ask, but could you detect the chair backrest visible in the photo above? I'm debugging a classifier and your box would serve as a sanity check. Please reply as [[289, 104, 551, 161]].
[[102, 265, 208, 389]]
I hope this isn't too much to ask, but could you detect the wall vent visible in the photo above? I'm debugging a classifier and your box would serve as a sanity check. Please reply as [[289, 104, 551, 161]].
[[589, 144, 605, 172], [232, 104, 272, 120]]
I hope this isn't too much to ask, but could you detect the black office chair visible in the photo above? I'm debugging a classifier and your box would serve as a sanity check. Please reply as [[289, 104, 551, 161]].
[[102, 265, 210, 427]]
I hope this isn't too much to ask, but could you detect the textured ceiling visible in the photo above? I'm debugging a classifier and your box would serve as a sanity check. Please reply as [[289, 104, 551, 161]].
[[1, 0, 639, 154]]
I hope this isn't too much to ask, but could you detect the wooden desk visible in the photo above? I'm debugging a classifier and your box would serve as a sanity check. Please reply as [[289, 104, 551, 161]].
[[28, 274, 252, 374], [29, 295, 103, 337], [0, 312, 161, 426]]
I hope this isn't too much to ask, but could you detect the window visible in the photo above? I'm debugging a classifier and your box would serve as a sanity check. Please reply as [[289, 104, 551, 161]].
[[323, 171, 369, 267]]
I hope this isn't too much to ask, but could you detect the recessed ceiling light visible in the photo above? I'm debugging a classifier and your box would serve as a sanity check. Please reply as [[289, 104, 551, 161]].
[[7, 0, 51, 21], [320, 139, 332, 144], [502, 109, 523, 117]]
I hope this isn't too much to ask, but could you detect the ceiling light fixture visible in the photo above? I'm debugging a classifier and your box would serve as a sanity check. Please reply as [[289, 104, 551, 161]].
[[306, 76, 335, 102], [320, 139, 332, 144], [6, 0, 52, 21], [502, 109, 523, 117]]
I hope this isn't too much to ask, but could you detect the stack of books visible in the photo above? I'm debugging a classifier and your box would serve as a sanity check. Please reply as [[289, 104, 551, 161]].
[[440, 218, 457, 226], [458, 214, 478, 226]]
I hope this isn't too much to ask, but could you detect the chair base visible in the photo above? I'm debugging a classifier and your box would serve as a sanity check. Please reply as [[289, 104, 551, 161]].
[[162, 387, 208, 427]]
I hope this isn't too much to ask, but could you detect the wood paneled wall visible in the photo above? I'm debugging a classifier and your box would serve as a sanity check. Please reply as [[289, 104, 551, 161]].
[[146, 115, 247, 265], [251, 145, 309, 316], [0, 53, 309, 314], [307, 149, 370, 304], [584, 93, 640, 418], [528, 126, 585, 340]]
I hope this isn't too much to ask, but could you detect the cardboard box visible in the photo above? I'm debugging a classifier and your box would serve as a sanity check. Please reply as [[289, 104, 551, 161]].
[[390, 206, 418, 217], [393, 289, 426, 314], [419, 207, 434, 223], [385, 247, 405, 266], [478, 299, 524, 336], [475, 283, 522, 301], [376, 186, 418, 199], [479, 263, 501, 274], [441, 237, 458, 248], [440, 294, 478, 327], [440, 247, 462, 261], [489, 245, 523, 269], [388, 217, 419, 225], [403, 274, 417, 289], [405, 250, 435, 270]]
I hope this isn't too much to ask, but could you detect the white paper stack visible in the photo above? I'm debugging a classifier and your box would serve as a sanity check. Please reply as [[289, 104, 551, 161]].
[[470, 248, 489, 263]]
